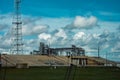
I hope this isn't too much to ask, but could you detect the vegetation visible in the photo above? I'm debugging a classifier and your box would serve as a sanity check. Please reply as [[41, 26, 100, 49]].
[[1, 66, 120, 80]]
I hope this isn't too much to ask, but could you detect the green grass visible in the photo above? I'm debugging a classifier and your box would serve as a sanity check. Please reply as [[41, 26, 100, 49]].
[[0, 66, 120, 80]]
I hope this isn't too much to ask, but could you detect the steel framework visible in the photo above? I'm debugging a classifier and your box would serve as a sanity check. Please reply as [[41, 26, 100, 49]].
[[11, 0, 23, 54]]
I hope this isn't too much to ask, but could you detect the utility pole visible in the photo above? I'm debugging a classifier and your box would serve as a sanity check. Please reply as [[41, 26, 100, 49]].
[[98, 43, 100, 58], [106, 52, 108, 66], [11, 0, 23, 54]]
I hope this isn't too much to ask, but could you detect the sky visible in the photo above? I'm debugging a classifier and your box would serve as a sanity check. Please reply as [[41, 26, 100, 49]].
[[0, 0, 120, 62]]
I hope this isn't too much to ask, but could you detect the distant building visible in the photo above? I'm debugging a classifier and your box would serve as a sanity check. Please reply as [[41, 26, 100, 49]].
[[32, 42, 85, 56]]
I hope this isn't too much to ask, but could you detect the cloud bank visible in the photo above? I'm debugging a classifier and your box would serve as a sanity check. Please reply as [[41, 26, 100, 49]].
[[0, 14, 120, 62]]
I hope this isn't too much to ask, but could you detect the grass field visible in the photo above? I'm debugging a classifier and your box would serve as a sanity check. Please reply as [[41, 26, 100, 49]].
[[0, 66, 120, 80]]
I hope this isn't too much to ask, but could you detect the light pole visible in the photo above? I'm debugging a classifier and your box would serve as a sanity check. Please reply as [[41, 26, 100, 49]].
[[98, 42, 100, 58]]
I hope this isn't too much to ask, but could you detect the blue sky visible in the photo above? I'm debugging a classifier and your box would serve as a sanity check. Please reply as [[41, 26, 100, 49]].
[[0, 0, 120, 62], [1, 0, 120, 20]]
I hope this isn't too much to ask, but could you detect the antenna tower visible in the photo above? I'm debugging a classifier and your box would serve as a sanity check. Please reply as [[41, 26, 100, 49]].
[[11, 0, 23, 54]]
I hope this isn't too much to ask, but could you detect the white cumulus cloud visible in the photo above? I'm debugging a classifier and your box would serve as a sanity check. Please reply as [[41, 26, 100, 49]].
[[74, 16, 97, 28], [55, 29, 67, 39], [73, 32, 85, 40], [38, 33, 51, 40], [65, 16, 98, 29]]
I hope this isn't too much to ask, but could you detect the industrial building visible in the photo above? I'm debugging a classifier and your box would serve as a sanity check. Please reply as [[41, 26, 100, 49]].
[[32, 42, 85, 56]]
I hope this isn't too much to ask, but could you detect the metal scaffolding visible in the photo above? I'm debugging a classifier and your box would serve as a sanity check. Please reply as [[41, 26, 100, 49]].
[[11, 0, 23, 54]]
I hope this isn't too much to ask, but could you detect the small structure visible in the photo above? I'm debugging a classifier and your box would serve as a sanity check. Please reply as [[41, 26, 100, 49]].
[[71, 56, 88, 66], [16, 63, 29, 68]]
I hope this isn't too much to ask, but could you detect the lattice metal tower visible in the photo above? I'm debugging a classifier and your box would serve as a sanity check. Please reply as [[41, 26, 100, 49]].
[[11, 0, 23, 54]]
